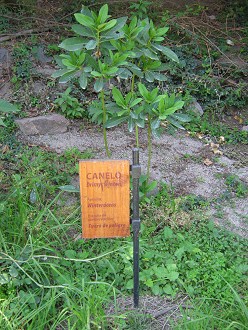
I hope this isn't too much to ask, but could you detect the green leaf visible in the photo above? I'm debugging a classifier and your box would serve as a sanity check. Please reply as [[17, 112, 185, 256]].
[[130, 98, 142, 107], [171, 113, 190, 122], [91, 71, 102, 77], [74, 13, 95, 28], [72, 24, 94, 37], [112, 87, 125, 107], [126, 279, 133, 289], [0, 273, 10, 284], [147, 180, 157, 192], [145, 71, 154, 82], [164, 226, 173, 239], [136, 118, 145, 128], [0, 99, 19, 113], [165, 271, 179, 281], [156, 26, 169, 36], [152, 44, 179, 63], [85, 39, 97, 50], [94, 79, 104, 92], [100, 19, 117, 32], [146, 278, 153, 288], [101, 16, 127, 39], [128, 117, 135, 132], [9, 267, 18, 277], [117, 68, 132, 79], [59, 71, 78, 83], [163, 284, 174, 295], [167, 116, 185, 130], [59, 37, 85, 51], [98, 4, 109, 23], [59, 185, 80, 193], [51, 69, 72, 78], [105, 116, 128, 128], [151, 118, 160, 131], [0, 117, 6, 126], [142, 48, 159, 60], [79, 72, 87, 89], [65, 249, 77, 258], [106, 66, 118, 75], [152, 284, 161, 295], [138, 83, 149, 99], [61, 59, 77, 69], [175, 247, 185, 260], [153, 72, 167, 81]]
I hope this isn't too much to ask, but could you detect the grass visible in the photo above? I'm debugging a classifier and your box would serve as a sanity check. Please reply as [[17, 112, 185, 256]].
[[174, 283, 248, 329], [1, 133, 247, 328]]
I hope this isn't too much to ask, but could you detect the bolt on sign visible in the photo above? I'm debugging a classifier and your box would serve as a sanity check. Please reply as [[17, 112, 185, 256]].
[[79, 160, 130, 238]]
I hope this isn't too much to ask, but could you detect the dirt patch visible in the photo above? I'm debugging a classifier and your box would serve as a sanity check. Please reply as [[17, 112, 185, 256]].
[[209, 198, 248, 237], [106, 294, 189, 329], [16, 122, 248, 237]]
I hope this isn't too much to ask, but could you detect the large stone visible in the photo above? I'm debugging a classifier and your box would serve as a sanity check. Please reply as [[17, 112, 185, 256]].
[[15, 114, 70, 135], [188, 99, 204, 116]]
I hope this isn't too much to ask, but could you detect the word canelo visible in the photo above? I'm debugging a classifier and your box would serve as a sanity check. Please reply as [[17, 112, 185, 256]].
[[86, 172, 121, 180], [86, 171, 123, 191]]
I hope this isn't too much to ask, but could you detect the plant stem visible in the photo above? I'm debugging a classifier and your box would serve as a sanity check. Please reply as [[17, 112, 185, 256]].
[[147, 114, 152, 182], [101, 90, 110, 157], [96, 30, 101, 58], [131, 73, 140, 148], [135, 125, 139, 148], [131, 74, 135, 95]]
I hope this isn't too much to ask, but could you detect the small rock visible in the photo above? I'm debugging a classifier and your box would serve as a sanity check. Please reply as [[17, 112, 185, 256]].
[[208, 15, 216, 20], [226, 39, 234, 46], [33, 46, 53, 64], [188, 99, 204, 116], [0, 48, 9, 63], [241, 125, 248, 132], [33, 81, 47, 95], [0, 82, 12, 99], [15, 114, 70, 135], [36, 66, 56, 78]]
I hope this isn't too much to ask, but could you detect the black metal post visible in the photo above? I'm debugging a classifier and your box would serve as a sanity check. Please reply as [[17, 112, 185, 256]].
[[131, 148, 141, 308]]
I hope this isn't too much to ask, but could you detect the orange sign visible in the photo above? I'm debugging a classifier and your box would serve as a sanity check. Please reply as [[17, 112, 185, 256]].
[[79, 160, 130, 238]]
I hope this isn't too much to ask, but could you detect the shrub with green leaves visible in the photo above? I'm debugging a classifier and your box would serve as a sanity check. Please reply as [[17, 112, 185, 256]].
[[52, 4, 190, 176]]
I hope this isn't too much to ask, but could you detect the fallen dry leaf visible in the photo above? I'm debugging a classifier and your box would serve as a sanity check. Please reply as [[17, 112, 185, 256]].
[[219, 136, 225, 143], [212, 148, 223, 155], [234, 115, 243, 124], [210, 142, 219, 149], [203, 158, 213, 166], [2, 145, 9, 153], [196, 133, 203, 139]]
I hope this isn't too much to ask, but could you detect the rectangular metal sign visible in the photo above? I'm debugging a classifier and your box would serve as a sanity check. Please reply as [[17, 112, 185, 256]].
[[79, 160, 130, 238]]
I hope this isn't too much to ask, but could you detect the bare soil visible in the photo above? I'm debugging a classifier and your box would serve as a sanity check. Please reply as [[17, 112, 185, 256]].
[[17, 120, 248, 238]]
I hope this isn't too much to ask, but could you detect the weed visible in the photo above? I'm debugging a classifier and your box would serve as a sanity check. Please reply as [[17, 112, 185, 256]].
[[129, 0, 152, 19], [225, 174, 248, 197], [174, 282, 248, 329], [54, 87, 86, 119], [0, 6, 10, 33], [179, 194, 209, 211], [185, 114, 248, 144], [0, 99, 20, 127], [11, 43, 33, 82], [46, 43, 60, 55]]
